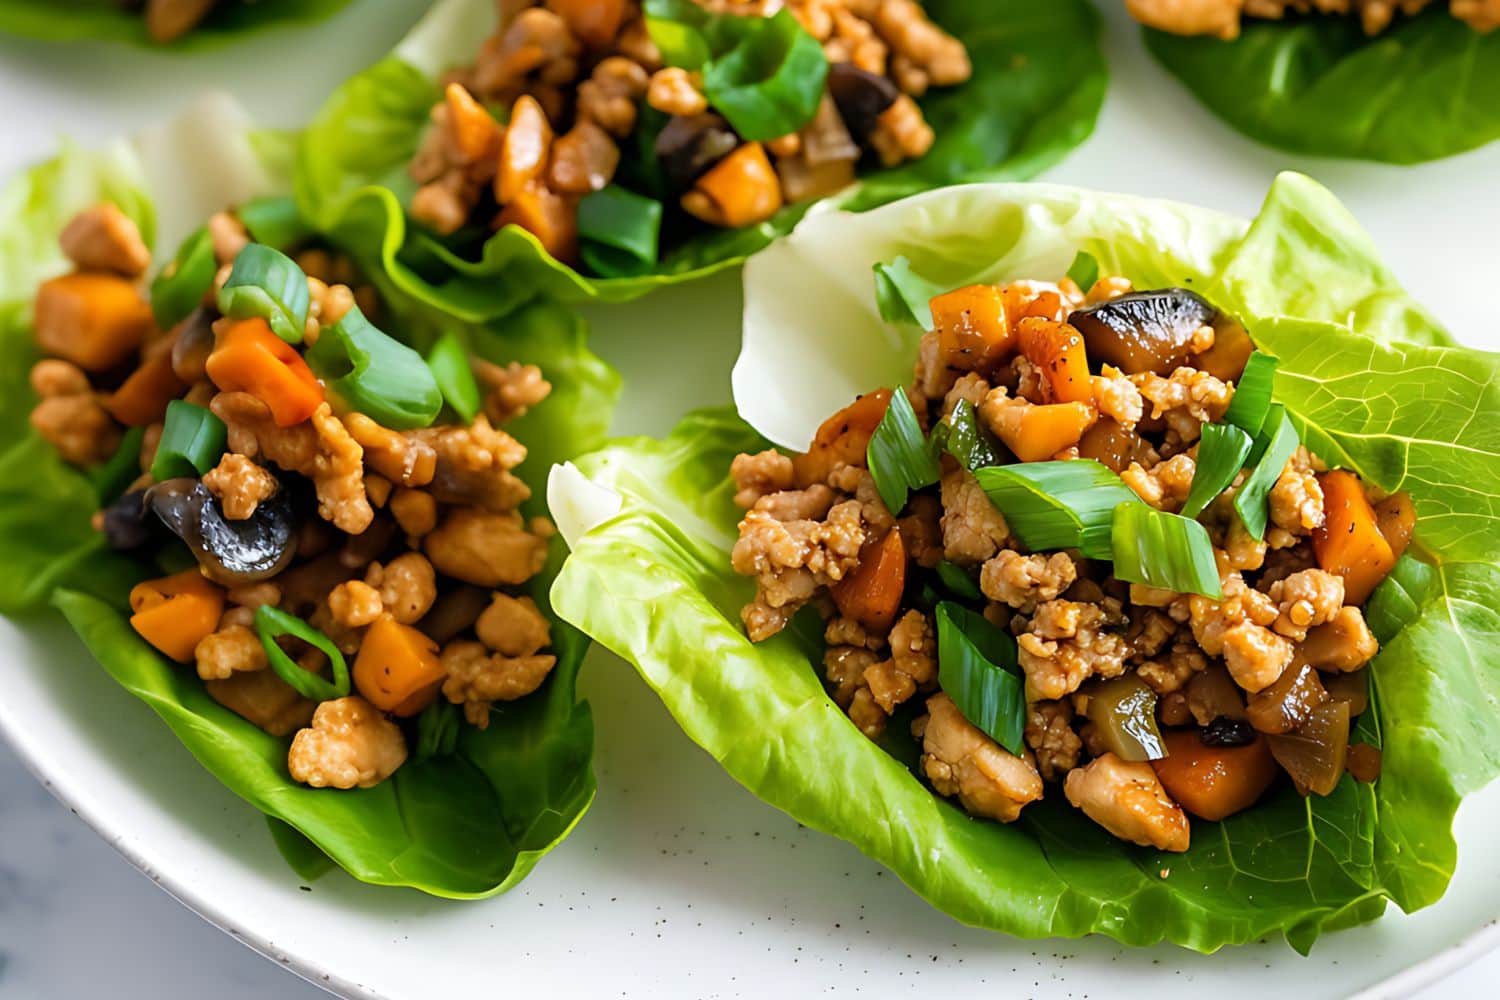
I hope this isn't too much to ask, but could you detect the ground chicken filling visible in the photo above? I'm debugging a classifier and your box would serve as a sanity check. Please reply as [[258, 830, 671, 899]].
[[408, 0, 970, 268], [30, 202, 561, 790], [1126, 0, 1500, 39], [730, 272, 1409, 852]]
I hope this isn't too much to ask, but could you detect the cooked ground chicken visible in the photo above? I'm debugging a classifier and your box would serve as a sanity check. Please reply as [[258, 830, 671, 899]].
[[288, 696, 408, 789], [730, 273, 1402, 849]]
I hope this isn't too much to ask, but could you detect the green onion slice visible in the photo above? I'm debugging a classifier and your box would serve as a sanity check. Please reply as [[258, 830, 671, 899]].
[[1221, 351, 1278, 438], [150, 226, 217, 331], [943, 398, 1004, 472], [1179, 421, 1253, 520], [217, 242, 311, 345], [935, 601, 1026, 756], [150, 400, 227, 483], [305, 305, 443, 430], [873, 256, 944, 330], [866, 387, 941, 514], [644, 0, 723, 68], [92, 425, 146, 504], [415, 699, 462, 760], [236, 196, 314, 252], [578, 186, 663, 278], [935, 560, 983, 602], [1111, 501, 1223, 599], [1065, 250, 1099, 292], [425, 331, 482, 424], [253, 605, 350, 702], [702, 9, 828, 142], [1233, 404, 1300, 541], [975, 460, 1142, 560]]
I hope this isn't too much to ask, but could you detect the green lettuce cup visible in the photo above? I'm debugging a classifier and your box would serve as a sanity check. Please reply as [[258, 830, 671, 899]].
[[547, 174, 1500, 952], [0, 0, 354, 47], [0, 96, 618, 896], [1136, 5, 1500, 163], [295, 0, 1107, 320]]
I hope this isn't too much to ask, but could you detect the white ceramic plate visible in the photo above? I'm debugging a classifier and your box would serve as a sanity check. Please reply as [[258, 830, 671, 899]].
[[2, 4, 1498, 997]]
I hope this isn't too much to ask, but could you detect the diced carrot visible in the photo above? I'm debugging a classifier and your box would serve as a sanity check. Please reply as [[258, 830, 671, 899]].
[[1373, 490, 1416, 561], [495, 182, 579, 264], [106, 350, 187, 426], [792, 388, 892, 487], [986, 400, 1097, 464], [1151, 729, 1278, 822], [831, 530, 907, 634], [34, 272, 154, 372], [930, 284, 1010, 375], [1313, 470, 1396, 604], [1017, 317, 1092, 404], [1005, 283, 1067, 324], [496, 95, 553, 205], [353, 616, 446, 716], [687, 142, 784, 229], [445, 82, 502, 163], [128, 569, 225, 663], [205, 318, 324, 428], [546, 0, 627, 49]]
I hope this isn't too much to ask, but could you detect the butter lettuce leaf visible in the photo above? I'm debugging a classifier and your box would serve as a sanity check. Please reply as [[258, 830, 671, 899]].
[[0, 0, 353, 48], [296, 0, 1106, 314], [1143, 7, 1500, 164], [551, 174, 1500, 950]]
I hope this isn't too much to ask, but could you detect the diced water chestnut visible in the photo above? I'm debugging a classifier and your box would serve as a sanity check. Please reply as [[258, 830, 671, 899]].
[[1247, 661, 1328, 735], [1268, 700, 1350, 796], [1084, 674, 1166, 761]]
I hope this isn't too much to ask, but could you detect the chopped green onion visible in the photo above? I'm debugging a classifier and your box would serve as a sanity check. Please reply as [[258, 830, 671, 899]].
[[236, 196, 314, 252], [578, 186, 663, 278], [943, 398, 1004, 471], [1179, 421, 1253, 519], [975, 460, 1141, 560], [1111, 501, 1223, 599], [1233, 404, 1300, 541], [866, 387, 941, 514], [702, 9, 828, 142], [644, 0, 719, 68], [935, 561, 983, 603], [415, 699, 462, 760], [425, 331, 481, 424], [91, 425, 145, 504], [150, 400, 227, 482], [1065, 250, 1099, 292], [305, 304, 443, 430], [873, 256, 944, 330], [1222, 351, 1278, 437], [253, 605, 350, 702], [935, 601, 1026, 756], [217, 243, 311, 345], [150, 226, 216, 330]]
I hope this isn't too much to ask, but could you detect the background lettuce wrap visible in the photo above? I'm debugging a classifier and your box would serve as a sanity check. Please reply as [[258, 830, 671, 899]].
[[0, 95, 619, 896], [294, 0, 1108, 319], [547, 174, 1500, 952], [1140, 7, 1500, 164], [0, 0, 354, 48]]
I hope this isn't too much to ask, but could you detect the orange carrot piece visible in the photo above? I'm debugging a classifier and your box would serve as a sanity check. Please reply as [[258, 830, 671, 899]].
[[1151, 729, 1279, 822], [690, 142, 784, 229], [353, 616, 446, 716], [34, 272, 155, 373], [495, 182, 579, 264], [987, 400, 1097, 463], [445, 82, 502, 163], [1017, 317, 1092, 404], [831, 530, 908, 634], [205, 318, 324, 428], [792, 389, 893, 487], [546, 0, 627, 49], [1373, 490, 1416, 562], [1313, 470, 1397, 604], [128, 569, 225, 663], [930, 284, 1012, 375], [106, 350, 187, 426], [496, 95, 553, 205]]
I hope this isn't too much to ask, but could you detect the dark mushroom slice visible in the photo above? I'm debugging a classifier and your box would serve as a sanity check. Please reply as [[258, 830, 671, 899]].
[[170, 306, 216, 383], [655, 113, 741, 193], [99, 489, 167, 552], [146, 477, 297, 585], [1068, 288, 1218, 375], [418, 585, 491, 645], [827, 62, 900, 144]]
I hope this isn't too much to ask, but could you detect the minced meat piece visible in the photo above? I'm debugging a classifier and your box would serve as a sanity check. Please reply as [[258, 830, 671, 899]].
[[1268, 446, 1325, 546], [863, 609, 936, 713], [59, 202, 151, 277], [1064, 752, 1190, 852], [825, 615, 884, 651], [731, 449, 797, 509], [1221, 620, 1294, 694], [327, 579, 384, 629], [940, 372, 990, 419], [1016, 600, 1130, 701], [417, 414, 531, 513], [1122, 453, 1196, 512], [1268, 568, 1344, 641], [753, 483, 835, 522], [1135, 639, 1208, 695], [425, 507, 550, 589], [1131, 366, 1232, 445], [288, 696, 407, 789], [1025, 700, 1082, 782], [440, 639, 557, 728], [915, 693, 1043, 823], [365, 552, 438, 625], [202, 453, 278, 521], [828, 464, 896, 536], [1092, 365, 1144, 426], [474, 359, 551, 425], [193, 624, 266, 681], [980, 550, 1077, 612], [898, 494, 944, 569], [733, 500, 866, 641], [939, 468, 1010, 565], [475, 593, 552, 657]]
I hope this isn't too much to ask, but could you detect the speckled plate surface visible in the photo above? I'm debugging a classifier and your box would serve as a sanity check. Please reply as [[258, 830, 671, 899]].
[[1, 3, 1499, 997]]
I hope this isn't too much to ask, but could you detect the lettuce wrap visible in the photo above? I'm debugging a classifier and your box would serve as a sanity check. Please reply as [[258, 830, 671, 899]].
[[294, 0, 1108, 319], [0, 96, 619, 896], [1140, 6, 1500, 163], [547, 174, 1500, 951], [0, 0, 353, 47]]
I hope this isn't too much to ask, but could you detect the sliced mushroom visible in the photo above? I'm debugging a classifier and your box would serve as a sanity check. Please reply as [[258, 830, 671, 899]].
[[99, 489, 165, 552], [827, 62, 900, 144], [170, 306, 216, 383], [1068, 288, 1218, 375], [655, 112, 740, 193], [146, 477, 297, 584]]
